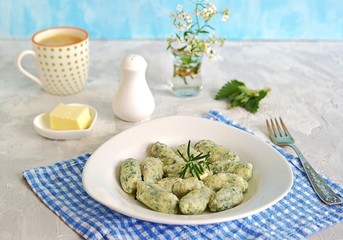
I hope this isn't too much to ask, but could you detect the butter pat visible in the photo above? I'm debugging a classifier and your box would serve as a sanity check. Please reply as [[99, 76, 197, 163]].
[[49, 103, 92, 130]]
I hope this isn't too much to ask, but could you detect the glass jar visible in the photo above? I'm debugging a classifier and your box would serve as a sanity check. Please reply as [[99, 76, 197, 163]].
[[170, 49, 203, 97]]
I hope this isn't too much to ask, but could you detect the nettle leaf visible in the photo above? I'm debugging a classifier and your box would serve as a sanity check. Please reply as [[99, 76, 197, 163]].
[[215, 80, 270, 113], [244, 97, 261, 113], [215, 79, 245, 100]]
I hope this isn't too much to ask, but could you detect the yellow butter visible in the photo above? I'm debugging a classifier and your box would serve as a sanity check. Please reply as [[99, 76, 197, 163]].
[[49, 103, 92, 130]]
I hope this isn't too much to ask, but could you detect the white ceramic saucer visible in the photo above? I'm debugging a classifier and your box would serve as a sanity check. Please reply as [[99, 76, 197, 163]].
[[33, 103, 97, 140]]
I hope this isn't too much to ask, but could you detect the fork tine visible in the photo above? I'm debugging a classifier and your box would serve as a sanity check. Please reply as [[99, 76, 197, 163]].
[[274, 117, 284, 137], [266, 119, 274, 137], [279, 117, 290, 136], [270, 118, 280, 137]]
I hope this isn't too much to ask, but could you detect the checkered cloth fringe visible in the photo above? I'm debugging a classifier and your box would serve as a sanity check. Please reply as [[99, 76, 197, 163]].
[[23, 110, 343, 240]]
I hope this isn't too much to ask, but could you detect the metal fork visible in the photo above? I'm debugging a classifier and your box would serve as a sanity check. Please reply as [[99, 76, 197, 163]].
[[266, 117, 342, 205]]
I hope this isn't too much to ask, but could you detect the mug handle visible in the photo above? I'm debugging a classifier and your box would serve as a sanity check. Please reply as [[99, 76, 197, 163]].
[[15, 50, 43, 87]]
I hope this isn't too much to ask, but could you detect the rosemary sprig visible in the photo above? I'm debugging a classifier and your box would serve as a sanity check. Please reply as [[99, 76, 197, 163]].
[[178, 140, 210, 180]]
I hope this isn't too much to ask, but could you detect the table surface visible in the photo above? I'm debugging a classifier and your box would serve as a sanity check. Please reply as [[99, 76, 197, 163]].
[[1, 40, 342, 239]]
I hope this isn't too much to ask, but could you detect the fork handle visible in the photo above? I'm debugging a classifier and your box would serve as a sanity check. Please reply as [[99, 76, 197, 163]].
[[290, 144, 342, 205]]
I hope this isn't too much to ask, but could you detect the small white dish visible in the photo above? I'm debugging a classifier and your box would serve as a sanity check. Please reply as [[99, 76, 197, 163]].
[[82, 116, 293, 225], [33, 103, 98, 140]]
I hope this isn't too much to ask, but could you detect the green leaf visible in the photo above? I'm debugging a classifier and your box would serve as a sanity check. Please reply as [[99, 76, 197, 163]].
[[243, 97, 260, 113], [198, 30, 210, 34], [214, 79, 245, 100], [215, 80, 270, 113], [204, 24, 215, 30]]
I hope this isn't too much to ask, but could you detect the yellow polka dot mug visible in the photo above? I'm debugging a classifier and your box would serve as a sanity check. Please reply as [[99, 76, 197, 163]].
[[16, 26, 89, 96]]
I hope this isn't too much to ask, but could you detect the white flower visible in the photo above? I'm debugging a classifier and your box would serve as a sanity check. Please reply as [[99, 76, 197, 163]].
[[221, 14, 229, 22], [185, 15, 192, 24], [208, 3, 217, 14], [199, 10, 209, 19], [168, 1, 230, 59], [199, 4, 217, 20]]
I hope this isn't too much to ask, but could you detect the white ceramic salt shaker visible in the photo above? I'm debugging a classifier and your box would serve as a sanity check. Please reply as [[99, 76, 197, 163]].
[[112, 54, 155, 122]]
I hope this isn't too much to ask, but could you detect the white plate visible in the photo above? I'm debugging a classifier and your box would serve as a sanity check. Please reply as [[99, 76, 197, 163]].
[[33, 103, 97, 140], [82, 116, 293, 225]]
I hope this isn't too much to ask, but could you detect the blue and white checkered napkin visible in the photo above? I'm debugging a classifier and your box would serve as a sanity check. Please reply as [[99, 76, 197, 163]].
[[23, 110, 343, 240]]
